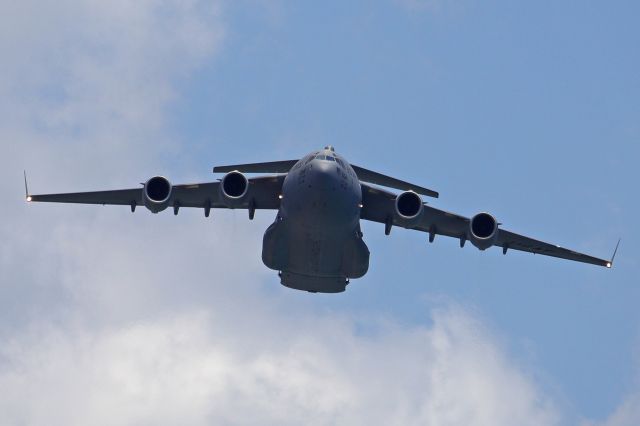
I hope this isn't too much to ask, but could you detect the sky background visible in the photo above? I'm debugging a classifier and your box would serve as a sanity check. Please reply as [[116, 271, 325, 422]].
[[1, 1, 639, 425]]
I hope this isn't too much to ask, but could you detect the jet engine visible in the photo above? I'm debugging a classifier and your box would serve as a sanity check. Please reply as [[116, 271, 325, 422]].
[[469, 212, 498, 250], [394, 191, 424, 227], [143, 176, 172, 213], [220, 171, 249, 208]]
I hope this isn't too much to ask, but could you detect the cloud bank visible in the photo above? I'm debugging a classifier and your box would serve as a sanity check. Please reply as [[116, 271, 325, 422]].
[[583, 393, 640, 426], [0, 307, 560, 426]]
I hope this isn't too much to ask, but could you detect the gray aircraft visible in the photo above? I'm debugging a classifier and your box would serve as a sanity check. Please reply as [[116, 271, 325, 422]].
[[25, 146, 618, 293]]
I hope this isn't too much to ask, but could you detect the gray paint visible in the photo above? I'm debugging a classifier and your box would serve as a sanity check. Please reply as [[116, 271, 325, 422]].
[[26, 146, 616, 294], [263, 148, 369, 292]]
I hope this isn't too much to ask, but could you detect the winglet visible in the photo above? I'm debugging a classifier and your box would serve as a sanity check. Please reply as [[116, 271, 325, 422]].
[[606, 238, 621, 268], [24, 170, 32, 202]]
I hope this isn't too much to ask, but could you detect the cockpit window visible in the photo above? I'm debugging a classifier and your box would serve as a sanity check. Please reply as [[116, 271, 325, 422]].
[[314, 154, 337, 162]]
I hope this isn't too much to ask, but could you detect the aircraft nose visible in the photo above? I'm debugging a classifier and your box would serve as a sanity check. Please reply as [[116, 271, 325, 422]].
[[309, 159, 337, 188], [288, 157, 357, 230]]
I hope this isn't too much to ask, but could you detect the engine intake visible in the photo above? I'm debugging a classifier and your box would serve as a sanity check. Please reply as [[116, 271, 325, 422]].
[[144, 176, 172, 213], [394, 191, 424, 226], [469, 212, 498, 250], [220, 171, 249, 208]]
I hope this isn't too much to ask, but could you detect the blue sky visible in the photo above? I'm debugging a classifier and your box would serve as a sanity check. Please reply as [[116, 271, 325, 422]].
[[1, 1, 639, 424], [177, 2, 638, 418]]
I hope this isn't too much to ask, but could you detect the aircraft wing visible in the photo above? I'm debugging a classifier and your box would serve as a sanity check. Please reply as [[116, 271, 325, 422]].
[[495, 229, 615, 267], [351, 164, 439, 198], [213, 160, 298, 174], [360, 183, 615, 268], [213, 159, 439, 198], [26, 175, 285, 213]]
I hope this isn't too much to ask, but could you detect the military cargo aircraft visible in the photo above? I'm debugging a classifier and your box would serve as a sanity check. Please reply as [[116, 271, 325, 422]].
[[25, 146, 618, 293]]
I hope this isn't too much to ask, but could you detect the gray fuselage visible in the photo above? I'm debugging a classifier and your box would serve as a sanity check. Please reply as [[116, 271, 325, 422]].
[[261, 148, 370, 293]]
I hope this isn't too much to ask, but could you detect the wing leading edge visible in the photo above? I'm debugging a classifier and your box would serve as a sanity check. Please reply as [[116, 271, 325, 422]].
[[212, 159, 439, 198], [213, 160, 298, 174], [351, 164, 439, 198], [360, 182, 616, 268], [26, 175, 285, 214], [497, 231, 619, 268]]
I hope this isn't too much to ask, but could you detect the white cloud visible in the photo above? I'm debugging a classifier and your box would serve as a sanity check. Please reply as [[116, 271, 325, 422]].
[[0, 0, 223, 183], [0, 307, 561, 426], [0, 0, 226, 332], [582, 391, 640, 426]]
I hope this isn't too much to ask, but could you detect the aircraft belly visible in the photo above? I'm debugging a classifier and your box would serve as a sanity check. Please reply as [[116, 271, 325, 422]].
[[288, 229, 343, 276], [278, 231, 367, 293], [279, 271, 347, 293], [262, 220, 370, 292]]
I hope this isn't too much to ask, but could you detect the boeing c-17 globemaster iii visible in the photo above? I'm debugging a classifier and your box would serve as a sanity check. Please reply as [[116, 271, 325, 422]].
[[24, 146, 619, 293]]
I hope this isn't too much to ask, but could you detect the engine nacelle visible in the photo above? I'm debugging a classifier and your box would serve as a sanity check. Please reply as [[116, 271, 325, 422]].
[[469, 212, 498, 250], [144, 176, 172, 213], [220, 171, 249, 208], [394, 191, 424, 227]]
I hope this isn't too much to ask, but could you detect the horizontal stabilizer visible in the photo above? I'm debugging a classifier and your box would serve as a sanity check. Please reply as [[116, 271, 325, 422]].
[[351, 164, 439, 198], [213, 160, 298, 174]]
